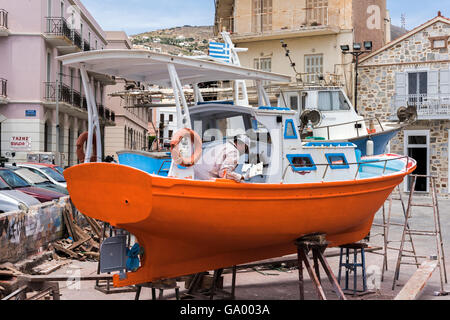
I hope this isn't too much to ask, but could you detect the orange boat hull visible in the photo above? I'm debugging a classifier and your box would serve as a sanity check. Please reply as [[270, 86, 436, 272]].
[[65, 162, 415, 287]]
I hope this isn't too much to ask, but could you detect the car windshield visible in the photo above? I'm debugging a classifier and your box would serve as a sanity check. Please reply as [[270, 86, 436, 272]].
[[15, 168, 49, 185], [0, 170, 31, 188], [0, 178, 11, 190], [55, 166, 64, 175], [40, 167, 66, 182]]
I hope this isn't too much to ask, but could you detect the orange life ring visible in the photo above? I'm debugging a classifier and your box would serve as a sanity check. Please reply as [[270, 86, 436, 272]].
[[170, 128, 202, 167], [76, 131, 97, 163]]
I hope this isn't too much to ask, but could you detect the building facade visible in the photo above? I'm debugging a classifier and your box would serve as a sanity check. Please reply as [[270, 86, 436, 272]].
[[0, 0, 115, 167], [214, 0, 390, 100], [104, 31, 149, 159], [358, 14, 450, 195]]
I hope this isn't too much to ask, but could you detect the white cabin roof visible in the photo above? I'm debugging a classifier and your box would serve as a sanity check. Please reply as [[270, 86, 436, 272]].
[[57, 49, 291, 86]]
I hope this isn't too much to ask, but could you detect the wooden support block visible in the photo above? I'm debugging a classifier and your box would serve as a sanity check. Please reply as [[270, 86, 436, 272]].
[[394, 260, 439, 300]]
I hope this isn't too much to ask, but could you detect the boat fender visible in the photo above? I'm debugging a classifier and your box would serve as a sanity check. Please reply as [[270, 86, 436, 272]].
[[366, 139, 374, 156], [76, 132, 97, 163], [126, 243, 143, 272], [170, 128, 203, 167]]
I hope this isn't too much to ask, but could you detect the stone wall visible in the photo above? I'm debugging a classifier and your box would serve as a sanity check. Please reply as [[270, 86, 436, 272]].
[[357, 18, 450, 195], [0, 197, 69, 263]]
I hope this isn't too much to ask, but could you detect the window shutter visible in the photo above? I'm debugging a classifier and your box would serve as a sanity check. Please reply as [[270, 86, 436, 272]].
[[440, 69, 450, 95], [395, 72, 407, 107], [428, 70, 439, 95]]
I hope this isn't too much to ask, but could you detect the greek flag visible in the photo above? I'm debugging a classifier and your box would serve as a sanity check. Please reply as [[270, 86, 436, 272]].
[[209, 41, 231, 63]]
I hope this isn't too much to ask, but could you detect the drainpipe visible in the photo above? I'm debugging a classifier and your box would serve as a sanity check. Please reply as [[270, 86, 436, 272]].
[[55, 79, 60, 166]]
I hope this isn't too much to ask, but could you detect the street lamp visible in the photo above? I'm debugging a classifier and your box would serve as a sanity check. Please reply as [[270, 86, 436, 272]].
[[341, 41, 373, 114]]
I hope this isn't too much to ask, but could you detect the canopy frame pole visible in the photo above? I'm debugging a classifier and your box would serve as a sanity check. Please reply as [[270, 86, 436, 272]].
[[193, 83, 204, 104], [221, 31, 249, 106], [168, 63, 191, 130], [256, 80, 270, 107], [80, 64, 102, 163]]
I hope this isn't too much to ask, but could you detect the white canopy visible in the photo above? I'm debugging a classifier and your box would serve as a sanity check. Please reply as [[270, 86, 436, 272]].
[[57, 49, 291, 86]]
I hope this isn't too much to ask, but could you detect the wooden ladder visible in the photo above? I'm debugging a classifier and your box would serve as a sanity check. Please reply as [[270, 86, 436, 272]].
[[392, 175, 448, 295]]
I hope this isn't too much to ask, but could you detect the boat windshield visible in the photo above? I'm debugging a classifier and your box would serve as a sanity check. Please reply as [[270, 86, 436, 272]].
[[317, 91, 351, 111], [40, 167, 66, 183], [0, 170, 31, 188], [192, 111, 254, 143]]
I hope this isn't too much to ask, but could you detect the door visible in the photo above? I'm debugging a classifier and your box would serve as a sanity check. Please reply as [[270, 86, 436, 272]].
[[408, 72, 427, 107], [404, 130, 430, 192]]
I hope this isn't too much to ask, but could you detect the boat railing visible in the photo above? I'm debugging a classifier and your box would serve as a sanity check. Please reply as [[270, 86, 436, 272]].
[[313, 116, 385, 140], [282, 155, 412, 183]]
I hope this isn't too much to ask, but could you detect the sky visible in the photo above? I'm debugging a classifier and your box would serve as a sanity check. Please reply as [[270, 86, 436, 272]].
[[81, 0, 450, 35]]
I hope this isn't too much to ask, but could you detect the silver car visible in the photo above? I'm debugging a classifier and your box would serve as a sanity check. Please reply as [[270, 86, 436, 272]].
[[0, 178, 40, 213], [16, 164, 67, 188]]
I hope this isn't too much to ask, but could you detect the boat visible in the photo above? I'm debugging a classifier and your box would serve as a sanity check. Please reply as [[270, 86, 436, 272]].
[[58, 49, 416, 288], [277, 85, 411, 156]]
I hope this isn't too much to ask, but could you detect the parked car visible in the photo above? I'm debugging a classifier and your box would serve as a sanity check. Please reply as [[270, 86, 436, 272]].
[[25, 163, 65, 175], [16, 164, 67, 188], [0, 169, 65, 203], [0, 178, 41, 213], [8, 166, 69, 195]]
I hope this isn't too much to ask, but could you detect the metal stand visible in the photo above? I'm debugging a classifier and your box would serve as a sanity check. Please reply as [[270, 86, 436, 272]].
[[295, 234, 346, 300], [392, 175, 448, 295], [135, 280, 180, 300], [338, 243, 368, 295], [181, 266, 237, 300]]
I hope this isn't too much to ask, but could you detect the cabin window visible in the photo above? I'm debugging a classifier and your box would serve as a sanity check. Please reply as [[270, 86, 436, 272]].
[[317, 91, 350, 111], [326, 153, 349, 169], [284, 119, 298, 139], [287, 154, 317, 171]]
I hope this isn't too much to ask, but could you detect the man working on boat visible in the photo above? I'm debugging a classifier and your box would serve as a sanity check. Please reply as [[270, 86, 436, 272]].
[[194, 134, 251, 183]]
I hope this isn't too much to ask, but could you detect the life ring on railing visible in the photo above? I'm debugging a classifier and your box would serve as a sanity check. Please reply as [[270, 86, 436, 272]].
[[76, 131, 97, 163], [170, 128, 202, 168]]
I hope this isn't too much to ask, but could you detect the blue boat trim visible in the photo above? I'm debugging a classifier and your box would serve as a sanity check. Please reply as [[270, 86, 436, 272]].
[[325, 153, 350, 169], [258, 106, 290, 111], [287, 154, 317, 172], [284, 119, 299, 140]]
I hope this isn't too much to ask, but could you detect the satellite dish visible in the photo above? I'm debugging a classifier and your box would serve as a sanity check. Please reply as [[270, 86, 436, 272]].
[[300, 110, 322, 127]]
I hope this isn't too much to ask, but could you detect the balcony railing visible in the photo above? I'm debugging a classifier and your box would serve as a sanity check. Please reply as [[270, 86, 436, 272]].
[[45, 17, 72, 39], [0, 9, 8, 29], [391, 94, 450, 120], [44, 82, 90, 112], [72, 29, 83, 50], [220, 6, 339, 38], [0, 78, 6, 98]]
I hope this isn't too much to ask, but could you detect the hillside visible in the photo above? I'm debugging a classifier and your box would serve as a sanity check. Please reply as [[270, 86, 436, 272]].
[[131, 25, 215, 56]]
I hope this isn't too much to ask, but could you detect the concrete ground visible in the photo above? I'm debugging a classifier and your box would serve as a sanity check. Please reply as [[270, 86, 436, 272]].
[[52, 196, 450, 301]]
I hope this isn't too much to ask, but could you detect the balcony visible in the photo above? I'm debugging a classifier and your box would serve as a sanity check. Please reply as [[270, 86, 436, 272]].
[[44, 82, 87, 113], [226, 6, 340, 43], [0, 78, 7, 104], [44, 17, 82, 54], [391, 94, 450, 120], [0, 9, 9, 36]]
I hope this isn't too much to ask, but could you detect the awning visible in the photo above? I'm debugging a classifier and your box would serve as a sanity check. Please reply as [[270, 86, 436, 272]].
[[57, 49, 292, 87]]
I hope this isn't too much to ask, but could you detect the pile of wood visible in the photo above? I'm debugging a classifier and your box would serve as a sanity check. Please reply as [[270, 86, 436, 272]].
[[49, 203, 103, 262]]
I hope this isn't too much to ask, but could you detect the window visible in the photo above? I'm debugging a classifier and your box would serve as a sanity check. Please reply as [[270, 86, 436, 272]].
[[160, 114, 165, 122], [287, 154, 317, 172], [254, 57, 272, 72], [252, 0, 272, 33], [326, 153, 349, 169], [169, 114, 174, 122], [306, 0, 329, 25], [317, 91, 350, 111], [405, 130, 429, 192], [305, 54, 323, 83], [284, 119, 298, 139], [168, 130, 173, 139], [430, 36, 448, 50]]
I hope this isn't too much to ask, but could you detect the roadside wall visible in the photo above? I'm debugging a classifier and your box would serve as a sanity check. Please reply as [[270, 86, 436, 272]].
[[0, 197, 70, 263]]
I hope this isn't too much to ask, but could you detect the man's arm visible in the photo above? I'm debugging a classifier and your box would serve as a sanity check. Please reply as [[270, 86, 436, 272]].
[[218, 148, 243, 182]]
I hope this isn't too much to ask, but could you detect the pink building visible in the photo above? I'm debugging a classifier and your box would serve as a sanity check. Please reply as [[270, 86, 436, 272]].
[[0, 0, 115, 166], [104, 31, 149, 159]]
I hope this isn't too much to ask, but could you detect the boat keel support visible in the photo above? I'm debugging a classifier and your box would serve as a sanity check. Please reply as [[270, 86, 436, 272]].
[[296, 234, 347, 300]]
